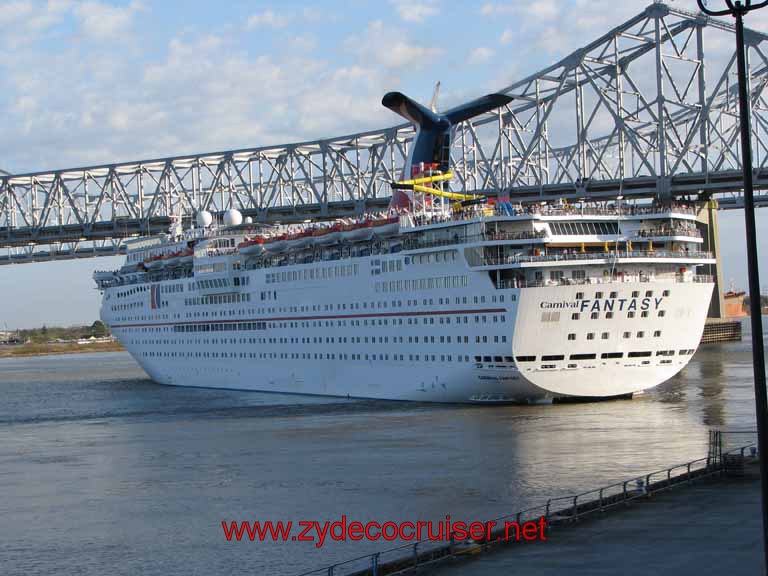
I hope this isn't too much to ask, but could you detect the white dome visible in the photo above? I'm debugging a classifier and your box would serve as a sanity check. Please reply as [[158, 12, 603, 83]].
[[223, 209, 243, 227], [196, 210, 213, 228], [244, 216, 253, 224]]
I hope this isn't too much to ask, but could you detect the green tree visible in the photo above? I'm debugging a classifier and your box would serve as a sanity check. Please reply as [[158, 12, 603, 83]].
[[90, 320, 108, 337]]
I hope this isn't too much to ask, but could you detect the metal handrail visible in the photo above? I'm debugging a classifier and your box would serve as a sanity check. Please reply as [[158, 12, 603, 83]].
[[295, 442, 756, 576]]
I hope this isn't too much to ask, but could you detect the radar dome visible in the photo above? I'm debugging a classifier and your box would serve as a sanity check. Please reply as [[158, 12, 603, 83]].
[[244, 216, 253, 224], [223, 209, 243, 227], [196, 210, 213, 228]]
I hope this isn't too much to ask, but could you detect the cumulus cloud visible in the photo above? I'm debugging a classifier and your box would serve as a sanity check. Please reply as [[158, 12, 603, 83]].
[[346, 20, 443, 70], [468, 46, 494, 64], [74, 0, 143, 40], [390, 0, 439, 23], [246, 9, 288, 29]]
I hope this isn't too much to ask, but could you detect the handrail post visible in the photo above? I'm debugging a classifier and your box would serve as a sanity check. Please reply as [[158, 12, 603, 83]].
[[623, 481, 628, 504], [545, 499, 551, 521], [599, 488, 604, 512], [371, 552, 380, 576], [327, 565, 335, 576], [687, 462, 692, 484], [413, 542, 419, 567], [573, 495, 578, 518]]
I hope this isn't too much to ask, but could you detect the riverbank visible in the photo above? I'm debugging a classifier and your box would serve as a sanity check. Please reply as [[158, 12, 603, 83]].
[[0, 340, 124, 358]]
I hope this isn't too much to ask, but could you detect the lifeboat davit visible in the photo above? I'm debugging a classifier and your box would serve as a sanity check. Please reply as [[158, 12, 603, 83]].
[[371, 217, 400, 238], [314, 224, 342, 246], [238, 236, 266, 255], [264, 234, 288, 253], [341, 221, 374, 242]]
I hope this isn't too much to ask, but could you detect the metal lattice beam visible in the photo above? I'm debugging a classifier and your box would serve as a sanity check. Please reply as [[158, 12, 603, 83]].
[[3, 2, 768, 265]]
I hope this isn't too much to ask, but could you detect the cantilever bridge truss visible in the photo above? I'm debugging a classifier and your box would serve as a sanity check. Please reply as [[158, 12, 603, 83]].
[[3, 2, 768, 264]]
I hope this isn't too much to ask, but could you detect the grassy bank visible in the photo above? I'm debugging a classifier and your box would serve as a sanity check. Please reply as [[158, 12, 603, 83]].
[[0, 340, 124, 358]]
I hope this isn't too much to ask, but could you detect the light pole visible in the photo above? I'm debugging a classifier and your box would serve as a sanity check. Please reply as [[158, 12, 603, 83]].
[[697, 0, 768, 571]]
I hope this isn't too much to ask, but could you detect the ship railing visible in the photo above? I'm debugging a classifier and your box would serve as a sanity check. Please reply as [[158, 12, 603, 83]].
[[477, 250, 713, 267], [634, 227, 702, 238], [401, 203, 697, 229], [402, 231, 546, 251], [494, 273, 713, 290], [295, 441, 755, 576]]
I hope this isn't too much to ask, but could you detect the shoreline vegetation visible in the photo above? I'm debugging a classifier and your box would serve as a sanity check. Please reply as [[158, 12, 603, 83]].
[[0, 321, 124, 358], [0, 340, 124, 358]]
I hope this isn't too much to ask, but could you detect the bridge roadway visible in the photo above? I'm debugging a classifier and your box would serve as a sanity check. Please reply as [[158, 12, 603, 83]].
[[3, 2, 768, 265]]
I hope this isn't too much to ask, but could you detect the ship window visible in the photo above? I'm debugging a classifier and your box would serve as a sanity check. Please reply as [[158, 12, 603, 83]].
[[568, 333, 576, 341], [637, 331, 645, 338], [515, 356, 536, 362], [628, 312, 635, 318], [504, 356, 514, 362], [632, 291, 639, 297], [623, 331, 631, 338], [645, 290, 653, 297], [654, 330, 662, 337], [572, 313, 580, 320], [663, 290, 670, 297], [576, 292, 584, 300], [606, 312, 614, 319], [610, 291, 618, 299], [542, 355, 564, 361], [595, 291, 603, 299], [570, 353, 596, 360], [641, 311, 649, 318], [483, 356, 492, 362], [628, 351, 652, 358], [658, 310, 665, 317], [601, 352, 623, 359], [587, 333, 595, 340], [590, 312, 599, 319], [494, 356, 503, 362], [601, 332, 609, 339]]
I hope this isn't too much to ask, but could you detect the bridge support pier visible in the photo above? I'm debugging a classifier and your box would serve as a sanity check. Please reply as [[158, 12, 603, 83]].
[[697, 199, 726, 319]]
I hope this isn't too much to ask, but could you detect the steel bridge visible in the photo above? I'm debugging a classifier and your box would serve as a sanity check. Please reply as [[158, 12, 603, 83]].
[[3, 2, 768, 265]]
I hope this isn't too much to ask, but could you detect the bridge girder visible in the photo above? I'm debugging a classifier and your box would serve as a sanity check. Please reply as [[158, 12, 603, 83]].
[[3, 2, 768, 265]]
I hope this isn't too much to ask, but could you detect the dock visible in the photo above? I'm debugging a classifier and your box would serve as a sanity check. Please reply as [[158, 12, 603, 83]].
[[299, 441, 757, 576]]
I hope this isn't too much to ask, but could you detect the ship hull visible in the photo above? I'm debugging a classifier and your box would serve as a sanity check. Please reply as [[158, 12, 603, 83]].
[[105, 273, 713, 404]]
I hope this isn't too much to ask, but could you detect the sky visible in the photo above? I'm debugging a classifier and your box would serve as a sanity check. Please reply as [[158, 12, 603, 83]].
[[0, 0, 767, 329]]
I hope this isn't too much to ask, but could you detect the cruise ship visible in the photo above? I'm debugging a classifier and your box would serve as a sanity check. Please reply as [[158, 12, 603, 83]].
[[93, 91, 715, 403]]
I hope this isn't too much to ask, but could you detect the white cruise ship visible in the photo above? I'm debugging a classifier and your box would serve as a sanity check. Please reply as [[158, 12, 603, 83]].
[[93, 91, 715, 404]]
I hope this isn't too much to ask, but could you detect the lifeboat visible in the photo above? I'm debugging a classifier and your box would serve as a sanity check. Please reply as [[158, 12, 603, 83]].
[[313, 224, 342, 246], [286, 230, 313, 250], [163, 251, 182, 267], [264, 234, 288, 253], [178, 248, 194, 265], [371, 217, 400, 238], [144, 254, 165, 270], [238, 236, 266, 255], [341, 221, 374, 242]]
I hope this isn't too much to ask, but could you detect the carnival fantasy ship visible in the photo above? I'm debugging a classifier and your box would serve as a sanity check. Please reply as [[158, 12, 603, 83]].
[[94, 91, 714, 403]]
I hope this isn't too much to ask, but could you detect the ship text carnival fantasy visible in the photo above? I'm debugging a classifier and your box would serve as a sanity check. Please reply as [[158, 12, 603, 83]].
[[94, 91, 714, 404]]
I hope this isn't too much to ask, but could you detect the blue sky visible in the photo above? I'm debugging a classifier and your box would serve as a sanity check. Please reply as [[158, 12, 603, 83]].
[[1, 0, 767, 329]]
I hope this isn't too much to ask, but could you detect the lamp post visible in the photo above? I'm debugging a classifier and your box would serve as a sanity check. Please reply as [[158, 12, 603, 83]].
[[697, 0, 768, 571]]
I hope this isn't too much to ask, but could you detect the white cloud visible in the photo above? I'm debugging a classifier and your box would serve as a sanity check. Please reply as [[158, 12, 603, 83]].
[[481, 0, 557, 20], [390, 0, 439, 23], [468, 46, 494, 64], [499, 29, 514, 44], [346, 20, 442, 70], [74, 0, 143, 40], [246, 9, 288, 29]]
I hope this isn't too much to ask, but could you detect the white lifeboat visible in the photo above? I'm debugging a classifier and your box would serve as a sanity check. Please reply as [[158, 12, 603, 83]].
[[239, 236, 266, 255], [371, 217, 400, 238], [264, 234, 288, 253], [341, 221, 374, 242], [313, 224, 343, 246]]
